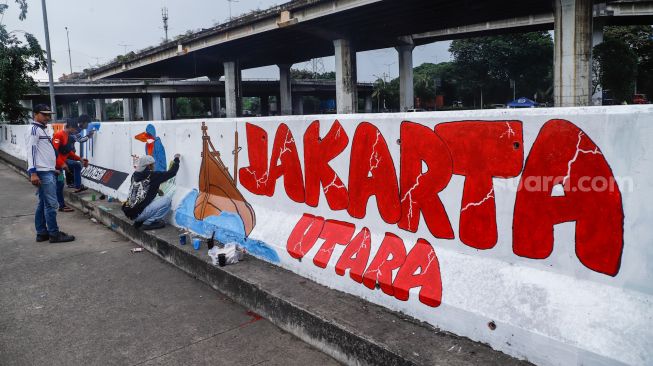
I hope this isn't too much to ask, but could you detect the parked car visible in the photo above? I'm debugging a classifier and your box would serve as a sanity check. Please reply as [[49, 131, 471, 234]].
[[633, 94, 649, 104], [406, 108, 426, 112], [490, 104, 506, 109]]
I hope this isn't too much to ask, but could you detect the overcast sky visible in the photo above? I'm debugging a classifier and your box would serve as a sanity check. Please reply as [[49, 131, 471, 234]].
[[1, 0, 451, 82]]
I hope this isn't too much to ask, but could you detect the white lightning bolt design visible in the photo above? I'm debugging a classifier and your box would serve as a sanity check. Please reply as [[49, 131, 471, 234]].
[[400, 173, 425, 231], [368, 130, 382, 173], [500, 122, 516, 139], [422, 250, 437, 274], [278, 129, 295, 160], [323, 173, 346, 194], [293, 218, 319, 256], [351, 229, 370, 260], [460, 188, 494, 212], [335, 124, 342, 140], [561, 131, 603, 187], [245, 168, 269, 188], [367, 255, 390, 287]]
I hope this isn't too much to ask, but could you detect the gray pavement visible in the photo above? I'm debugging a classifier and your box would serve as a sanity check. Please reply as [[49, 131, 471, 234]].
[[0, 164, 340, 366]]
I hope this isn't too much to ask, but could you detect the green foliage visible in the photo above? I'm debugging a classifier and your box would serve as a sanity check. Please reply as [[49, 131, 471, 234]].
[[594, 25, 653, 102], [175, 97, 209, 118], [449, 32, 553, 105], [594, 39, 638, 102], [0, 1, 46, 123], [413, 62, 458, 105], [290, 69, 336, 80], [105, 101, 123, 120]]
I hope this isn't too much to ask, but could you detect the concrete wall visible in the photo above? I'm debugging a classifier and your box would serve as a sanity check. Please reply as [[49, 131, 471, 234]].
[[2, 107, 652, 366]]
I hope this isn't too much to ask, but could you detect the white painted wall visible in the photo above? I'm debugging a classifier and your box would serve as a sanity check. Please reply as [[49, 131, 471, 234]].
[[2, 106, 652, 366]]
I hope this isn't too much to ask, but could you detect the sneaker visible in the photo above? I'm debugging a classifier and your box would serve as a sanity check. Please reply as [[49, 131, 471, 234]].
[[73, 186, 88, 193], [142, 220, 166, 230], [133, 221, 143, 229], [66, 184, 75, 188], [58, 206, 74, 212], [49, 231, 75, 243], [36, 233, 50, 242]]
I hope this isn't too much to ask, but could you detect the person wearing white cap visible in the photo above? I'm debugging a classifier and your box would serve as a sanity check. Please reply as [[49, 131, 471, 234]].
[[122, 153, 181, 230]]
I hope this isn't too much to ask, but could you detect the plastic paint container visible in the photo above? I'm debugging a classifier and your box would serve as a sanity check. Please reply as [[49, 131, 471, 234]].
[[179, 234, 187, 245], [192, 238, 201, 250]]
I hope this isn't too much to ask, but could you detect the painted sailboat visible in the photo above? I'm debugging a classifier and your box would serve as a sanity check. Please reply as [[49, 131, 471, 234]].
[[194, 122, 256, 236]]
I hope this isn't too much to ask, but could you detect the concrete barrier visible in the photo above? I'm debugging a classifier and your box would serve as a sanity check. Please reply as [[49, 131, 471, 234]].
[[3, 106, 652, 366]]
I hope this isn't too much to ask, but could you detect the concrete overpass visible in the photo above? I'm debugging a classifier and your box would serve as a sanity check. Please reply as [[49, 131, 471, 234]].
[[22, 79, 374, 121], [82, 0, 653, 115]]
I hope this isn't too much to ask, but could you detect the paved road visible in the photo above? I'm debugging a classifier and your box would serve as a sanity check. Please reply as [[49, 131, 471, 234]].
[[0, 163, 339, 366]]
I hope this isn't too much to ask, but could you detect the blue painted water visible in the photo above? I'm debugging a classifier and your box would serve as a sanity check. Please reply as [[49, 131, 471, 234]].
[[174, 189, 279, 263]]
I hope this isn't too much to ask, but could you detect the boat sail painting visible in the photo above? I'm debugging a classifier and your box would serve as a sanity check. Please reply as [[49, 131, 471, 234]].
[[174, 122, 278, 263], [193, 122, 256, 236]]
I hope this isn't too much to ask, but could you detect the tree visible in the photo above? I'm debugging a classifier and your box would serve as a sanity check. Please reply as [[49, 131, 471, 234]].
[[594, 26, 653, 102], [290, 69, 336, 80], [413, 62, 457, 107], [593, 39, 637, 102], [0, 1, 46, 123], [449, 32, 553, 106]]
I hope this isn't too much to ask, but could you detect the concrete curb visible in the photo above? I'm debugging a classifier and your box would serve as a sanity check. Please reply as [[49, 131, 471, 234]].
[[1, 151, 529, 366]]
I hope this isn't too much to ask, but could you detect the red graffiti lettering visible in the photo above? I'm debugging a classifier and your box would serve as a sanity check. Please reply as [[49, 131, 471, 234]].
[[313, 220, 356, 268], [304, 120, 349, 210], [269, 124, 305, 203], [435, 121, 524, 249], [361, 233, 407, 296], [513, 119, 624, 276], [393, 238, 442, 307], [335, 227, 372, 283], [398, 121, 454, 239], [348, 122, 401, 224], [286, 213, 325, 259]]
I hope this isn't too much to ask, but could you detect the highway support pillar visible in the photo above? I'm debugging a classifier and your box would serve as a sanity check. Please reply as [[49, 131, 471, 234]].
[[260, 95, 270, 116], [78, 99, 88, 116], [210, 97, 222, 118], [292, 94, 303, 115], [278, 64, 293, 115], [364, 94, 373, 113], [224, 61, 242, 118], [162, 98, 173, 120], [554, 0, 593, 107], [151, 94, 163, 121], [123, 99, 133, 122], [94, 99, 106, 121], [592, 20, 604, 106], [61, 103, 72, 119], [334, 39, 357, 114], [396, 37, 415, 111]]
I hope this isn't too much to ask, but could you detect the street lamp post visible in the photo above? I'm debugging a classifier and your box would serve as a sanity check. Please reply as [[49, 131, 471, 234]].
[[40, 0, 57, 118], [65, 27, 72, 75]]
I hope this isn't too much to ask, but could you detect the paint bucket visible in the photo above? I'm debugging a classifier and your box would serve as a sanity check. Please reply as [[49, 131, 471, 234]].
[[218, 253, 226, 267], [179, 234, 187, 245], [193, 238, 201, 250]]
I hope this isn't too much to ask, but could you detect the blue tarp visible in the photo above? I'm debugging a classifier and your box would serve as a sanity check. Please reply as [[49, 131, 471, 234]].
[[507, 97, 537, 108]]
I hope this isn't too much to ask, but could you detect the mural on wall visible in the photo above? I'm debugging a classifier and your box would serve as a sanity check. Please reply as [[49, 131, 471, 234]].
[[134, 123, 176, 196], [175, 122, 278, 263], [237, 119, 624, 308], [135, 124, 167, 171]]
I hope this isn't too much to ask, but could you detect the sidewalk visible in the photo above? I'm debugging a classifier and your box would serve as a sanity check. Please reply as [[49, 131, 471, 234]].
[[0, 164, 340, 366], [0, 151, 528, 366]]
